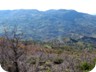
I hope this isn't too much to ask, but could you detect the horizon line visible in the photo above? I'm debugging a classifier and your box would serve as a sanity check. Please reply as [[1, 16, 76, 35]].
[[0, 8, 94, 15]]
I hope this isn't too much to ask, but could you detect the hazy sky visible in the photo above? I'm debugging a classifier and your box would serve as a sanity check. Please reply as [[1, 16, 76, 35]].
[[0, 0, 95, 14]]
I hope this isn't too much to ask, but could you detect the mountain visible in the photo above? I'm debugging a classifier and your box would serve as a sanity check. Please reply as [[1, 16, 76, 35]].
[[0, 9, 96, 41]]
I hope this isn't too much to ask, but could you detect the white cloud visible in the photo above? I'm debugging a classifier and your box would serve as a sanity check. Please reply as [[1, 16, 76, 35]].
[[0, 0, 96, 14]]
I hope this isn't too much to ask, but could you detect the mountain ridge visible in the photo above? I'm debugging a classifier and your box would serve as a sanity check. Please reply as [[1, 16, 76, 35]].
[[0, 9, 96, 41]]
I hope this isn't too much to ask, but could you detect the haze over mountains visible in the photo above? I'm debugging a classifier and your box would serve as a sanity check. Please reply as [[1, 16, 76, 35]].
[[0, 9, 96, 41]]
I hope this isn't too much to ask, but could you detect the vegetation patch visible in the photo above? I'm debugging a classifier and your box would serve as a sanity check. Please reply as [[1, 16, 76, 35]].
[[53, 58, 64, 64], [79, 61, 94, 71]]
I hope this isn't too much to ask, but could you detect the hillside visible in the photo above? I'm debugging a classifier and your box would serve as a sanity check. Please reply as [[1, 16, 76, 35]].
[[0, 9, 96, 40]]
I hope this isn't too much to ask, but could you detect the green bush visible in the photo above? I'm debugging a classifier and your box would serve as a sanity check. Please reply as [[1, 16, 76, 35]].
[[80, 61, 94, 71], [93, 58, 96, 63], [44, 44, 52, 49], [53, 58, 63, 64]]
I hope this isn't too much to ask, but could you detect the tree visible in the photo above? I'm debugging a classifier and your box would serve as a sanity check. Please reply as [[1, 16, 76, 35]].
[[0, 26, 25, 72]]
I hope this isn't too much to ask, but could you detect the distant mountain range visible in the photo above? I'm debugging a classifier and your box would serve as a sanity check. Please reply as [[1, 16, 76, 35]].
[[0, 9, 96, 41]]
